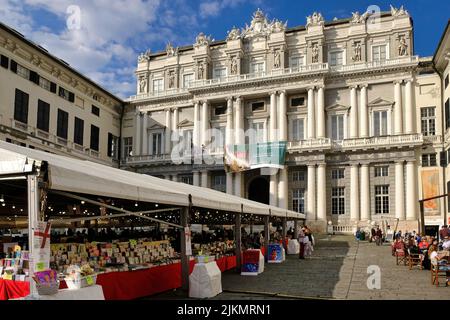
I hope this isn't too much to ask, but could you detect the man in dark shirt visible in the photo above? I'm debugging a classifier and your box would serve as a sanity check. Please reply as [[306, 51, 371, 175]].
[[439, 225, 448, 241]]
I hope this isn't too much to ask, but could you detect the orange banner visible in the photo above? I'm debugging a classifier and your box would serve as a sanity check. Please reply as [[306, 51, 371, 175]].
[[421, 170, 439, 214]]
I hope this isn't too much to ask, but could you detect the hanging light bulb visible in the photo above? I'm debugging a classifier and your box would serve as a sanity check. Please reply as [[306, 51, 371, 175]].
[[12, 205, 15, 209], [1, 203, 5, 207], [81, 201, 85, 205], [135, 202, 138, 207], [155, 204, 159, 208], [0, 195, 4, 202]]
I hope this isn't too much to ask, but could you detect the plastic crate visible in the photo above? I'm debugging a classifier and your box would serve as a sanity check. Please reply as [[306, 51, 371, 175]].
[[65, 274, 97, 290]]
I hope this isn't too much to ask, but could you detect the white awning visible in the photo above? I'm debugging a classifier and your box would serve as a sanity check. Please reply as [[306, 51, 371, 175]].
[[0, 141, 304, 219]]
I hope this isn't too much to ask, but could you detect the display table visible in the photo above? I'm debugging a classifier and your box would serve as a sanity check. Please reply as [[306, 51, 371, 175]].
[[189, 262, 222, 298], [16, 285, 104, 300], [0, 279, 29, 300], [287, 239, 300, 255], [241, 249, 264, 276], [268, 244, 285, 263]]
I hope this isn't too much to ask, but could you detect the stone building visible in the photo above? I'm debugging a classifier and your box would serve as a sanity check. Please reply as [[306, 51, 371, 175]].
[[123, 7, 448, 233]]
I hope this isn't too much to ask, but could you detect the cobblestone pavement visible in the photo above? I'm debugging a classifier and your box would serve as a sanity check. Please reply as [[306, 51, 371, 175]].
[[152, 235, 450, 300]]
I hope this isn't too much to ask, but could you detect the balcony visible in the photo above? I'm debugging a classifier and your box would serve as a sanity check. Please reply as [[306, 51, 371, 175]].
[[129, 88, 189, 101], [330, 56, 419, 73], [287, 138, 332, 153], [125, 154, 173, 165], [423, 135, 443, 145], [333, 134, 424, 151]]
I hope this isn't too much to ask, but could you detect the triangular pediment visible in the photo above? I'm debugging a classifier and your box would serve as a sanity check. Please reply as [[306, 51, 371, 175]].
[[369, 97, 394, 107], [326, 103, 350, 111], [148, 123, 165, 130], [177, 119, 194, 128]]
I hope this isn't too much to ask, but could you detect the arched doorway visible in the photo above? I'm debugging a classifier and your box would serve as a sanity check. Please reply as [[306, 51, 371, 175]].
[[248, 177, 270, 205]]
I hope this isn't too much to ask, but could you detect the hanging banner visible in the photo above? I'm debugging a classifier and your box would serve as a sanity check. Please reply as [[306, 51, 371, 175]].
[[421, 170, 440, 215], [31, 221, 51, 273], [184, 227, 192, 256], [224, 141, 287, 173]]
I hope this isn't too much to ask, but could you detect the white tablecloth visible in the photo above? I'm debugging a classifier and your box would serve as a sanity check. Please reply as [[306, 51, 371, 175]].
[[288, 239, 300, 255], [17, 285, 105, 300], [189, 262, 222, 299]]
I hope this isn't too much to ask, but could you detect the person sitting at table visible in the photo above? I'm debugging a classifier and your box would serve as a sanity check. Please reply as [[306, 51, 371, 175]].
[[419, 237, 429, 250], [443, 236, 450, 250], [392, 237, 405, 256], [429, 243, 450, 286]]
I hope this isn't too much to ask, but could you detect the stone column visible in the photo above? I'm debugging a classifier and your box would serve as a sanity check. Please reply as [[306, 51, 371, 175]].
[[193, 171, 200, 187], [316, 86, 325, 138], [307, 87, 315, 139], [406, 161, 418, 220], [359, 84, 369, 138], [234, 172, 243, 197], [278, 168, 288, 209], [360, 164, 370, 221], [142, 113, 148, 155], [404, 79, 414, 134], [350, 164, 360, 221], [395, 161, 405, 220], [394, 80, 403, 135], [134, 112, 141, 156], [270, 174, 278, 207], [172, 108, 179, 144], [201, 101, 209, 146], [193, 102, 200, 149], [201, 170, 209, 188], [226, 173, 233, 195], [165, 109, 172, 155], [270, 91, 278, 142], [307, 165, 316, 221], [317, 163, 326, 221], [234, 97, 244, 145], [226, 97, 234, 147], [278, 91, 288, 141], [350, 86, 358, 138]]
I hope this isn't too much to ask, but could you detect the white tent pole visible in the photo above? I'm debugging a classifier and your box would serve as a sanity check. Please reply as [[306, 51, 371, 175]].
[[27, 174, 40, 297], [49, 190, 182, 229]]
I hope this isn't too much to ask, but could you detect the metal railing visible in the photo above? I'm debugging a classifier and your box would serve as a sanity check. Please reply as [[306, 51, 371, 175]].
[[329, 56, 419, 73], [333, 133, 423, 150]]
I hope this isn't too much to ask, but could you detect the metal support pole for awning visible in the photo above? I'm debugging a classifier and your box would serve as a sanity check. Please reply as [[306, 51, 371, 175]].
[[180, 194, 192, 292], [264, 210, 270, 261], [235, 204, 242, 273], [48, 190, 183, 229], [27, 174, 40, 297]]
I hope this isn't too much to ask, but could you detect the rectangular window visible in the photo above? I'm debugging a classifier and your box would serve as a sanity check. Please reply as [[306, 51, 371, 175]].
[[291, 97, 305, 107], [56, 109, 69, 140], [90, 125, 100, 151], [292, 119, 304, 141], [372, 45, 387, 62], [445, 74, 449, 89], [182, 129, 193, 153], [421, 107, 436, 136], [39, 77, 51, 91], [183, 73, 194, 88], [91, 105, 100, 117], [331, 187, 345, 215], [0, 55, 8, 68], [331, 115, 344, 140], [123, 137, 133, 158], [214, 106, 226, 116], [74, 117, 84, 146], [250, 62, 265, 74], [375, 185, 389, 214], [290, 56, 304, 69], [152, 133, 162, 155], [293, 171, 305, 182], [153, 79, 164, 92], [373, 110, 388, 136], [108, 133, 119, 158], [16, 64, 30, 80], [75, 96, 84, 109], [251, 102, 264, 112], [331, 169, 345, 180], [36, 100, 50, 132], [14, 89, 29, 124], [422, 153, 437, 167], [375, 166, 389, 177], [29, 70, 39, 85], [213, 67, 227, 79], [58, 87, 74, 102], [181, 175, 193, 185], [330, 51, 344, 66], [292, 189, 305, 213], [213, 175, 226, 192], [10, 60, 17, 73], [445, 99, 450, 130]]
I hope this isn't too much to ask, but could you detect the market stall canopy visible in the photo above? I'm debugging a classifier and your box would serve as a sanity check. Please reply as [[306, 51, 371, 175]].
[[0, 141, 304, 219]]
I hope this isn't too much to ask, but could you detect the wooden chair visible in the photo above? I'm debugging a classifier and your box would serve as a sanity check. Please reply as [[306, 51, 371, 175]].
[[407, 248, 422, 270], [395, 249, 407, 266], [431, 261, 449, 286]]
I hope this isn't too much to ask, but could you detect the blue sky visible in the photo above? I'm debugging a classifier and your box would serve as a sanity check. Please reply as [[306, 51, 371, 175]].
[[0, 0, 448, 99]]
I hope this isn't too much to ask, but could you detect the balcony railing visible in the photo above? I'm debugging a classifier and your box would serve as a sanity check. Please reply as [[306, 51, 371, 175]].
[[330, 56, 419, 73], [125, 154, 172, 164], [423, 135, 443, 144], [287, 138, 332, 152], [129, 88, 189, 101], [333, 133, 423, 150]]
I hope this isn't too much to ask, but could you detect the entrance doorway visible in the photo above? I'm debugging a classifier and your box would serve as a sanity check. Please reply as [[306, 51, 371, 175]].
[[425, 225, 439, 238], [248, 177, 269, 205]]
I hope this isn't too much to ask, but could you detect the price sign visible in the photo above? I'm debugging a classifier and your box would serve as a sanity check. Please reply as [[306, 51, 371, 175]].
[[86, 275, 94, 285], [36, 262, 45, 272]]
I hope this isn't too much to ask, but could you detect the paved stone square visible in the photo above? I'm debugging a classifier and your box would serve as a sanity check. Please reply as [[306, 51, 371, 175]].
[[153, 235, 450, 300]]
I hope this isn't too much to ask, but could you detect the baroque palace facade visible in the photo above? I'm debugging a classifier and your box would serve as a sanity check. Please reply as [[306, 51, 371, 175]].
[[122, 7, 448, 233]]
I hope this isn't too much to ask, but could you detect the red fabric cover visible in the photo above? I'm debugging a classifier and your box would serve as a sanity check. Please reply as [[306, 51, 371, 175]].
[[0, 279, 30, 300], [243, 250, 261, 264]]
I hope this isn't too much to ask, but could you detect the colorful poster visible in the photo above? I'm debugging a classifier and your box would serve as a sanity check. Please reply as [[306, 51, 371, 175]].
[[224, 142, 287, 173], [421, 170, 440, 215], [268, 244, 283, 263]]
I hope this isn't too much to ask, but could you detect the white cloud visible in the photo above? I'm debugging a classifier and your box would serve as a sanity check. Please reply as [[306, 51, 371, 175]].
[[200, 1, 221, 18]]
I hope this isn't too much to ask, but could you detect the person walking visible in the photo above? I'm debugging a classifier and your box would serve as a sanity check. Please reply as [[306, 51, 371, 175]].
[[370, 227, 376, 243], [298, 228, 306, 259], [375, 227, 383, 246]]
